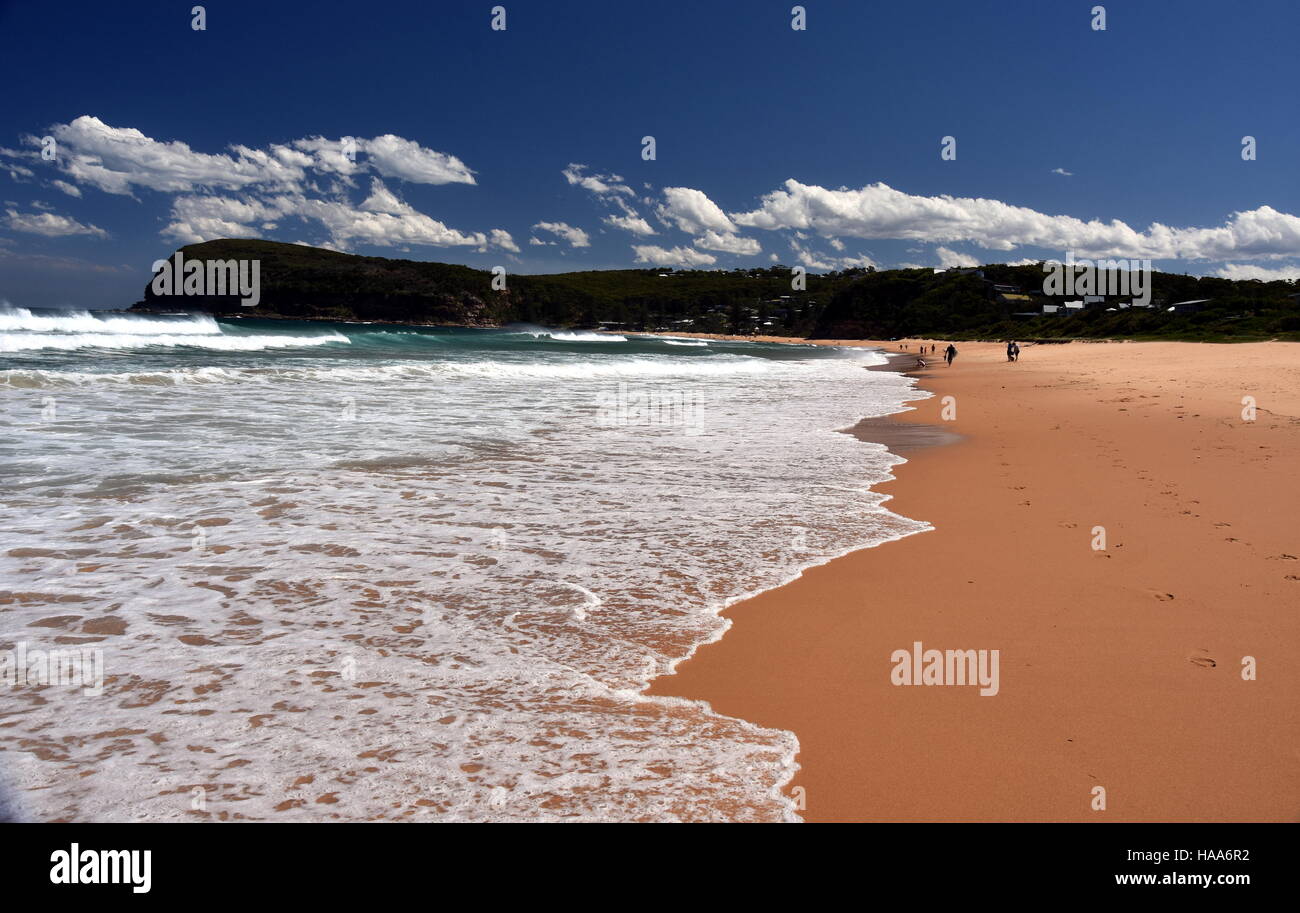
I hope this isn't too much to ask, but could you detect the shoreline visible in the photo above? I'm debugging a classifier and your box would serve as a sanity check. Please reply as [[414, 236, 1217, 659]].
[[647, 338, 1300, 822]]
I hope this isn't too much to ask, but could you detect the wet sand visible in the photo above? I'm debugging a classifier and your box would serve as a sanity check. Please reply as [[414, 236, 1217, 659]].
[[648, 338, 1300, 821]]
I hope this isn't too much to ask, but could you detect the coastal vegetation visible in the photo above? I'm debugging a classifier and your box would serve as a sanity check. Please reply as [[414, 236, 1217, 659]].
[[132, 240, 1300, 342]]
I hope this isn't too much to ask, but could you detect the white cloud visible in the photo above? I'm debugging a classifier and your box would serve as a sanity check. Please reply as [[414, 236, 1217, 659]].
[[359, 180, 407, 214], [290, 136, 364, 179], [35, 116, 297, 195], [788, 237, 876, 271], [1214, 262, 1300, 282], [651, 188, 761, 256], [694, 229, 760, 255], [730, 179, 1300, 261], [657, 186, 735, 234], [360, 134, 475, 186], [4, 206, 107, 238], [7, 117, 477, 201], [4, 116, 503, 254], [162, 195, 293, 244], [935, 246, 979, 268], [1051, 168, 1074, 176], [532, 220, 590, 248], [631, 244, 717, 268], [297, 192, 490, 250], [603, 213, 656, 236], [564, 163, 664, 245], [162, 179, 515, 253], [490, 228, 519, 253], [562, 163, 633, 197]]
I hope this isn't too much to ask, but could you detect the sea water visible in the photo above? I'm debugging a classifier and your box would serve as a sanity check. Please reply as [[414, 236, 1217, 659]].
[[0, 307, 928, 821]]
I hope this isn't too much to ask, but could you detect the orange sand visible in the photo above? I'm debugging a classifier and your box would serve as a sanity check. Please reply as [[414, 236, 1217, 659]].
[[648, 339, 1300, 821]]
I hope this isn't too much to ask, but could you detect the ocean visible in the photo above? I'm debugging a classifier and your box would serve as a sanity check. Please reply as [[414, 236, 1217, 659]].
[[0, 307, 929, 821]]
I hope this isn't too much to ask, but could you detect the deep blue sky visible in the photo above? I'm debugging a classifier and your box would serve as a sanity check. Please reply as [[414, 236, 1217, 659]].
[[1, 0, 1298, 307]]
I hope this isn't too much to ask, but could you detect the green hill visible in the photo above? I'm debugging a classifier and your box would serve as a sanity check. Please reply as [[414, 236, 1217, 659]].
[[131, 239, 1300, 341]]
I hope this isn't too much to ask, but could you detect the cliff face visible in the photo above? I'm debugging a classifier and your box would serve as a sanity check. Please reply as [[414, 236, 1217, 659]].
[[134, 239, 511, 325]]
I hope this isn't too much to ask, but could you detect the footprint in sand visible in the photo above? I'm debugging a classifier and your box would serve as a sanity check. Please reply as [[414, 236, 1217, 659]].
[[1150, 591, 1175, 602], [1189, 650, 1216, 670]]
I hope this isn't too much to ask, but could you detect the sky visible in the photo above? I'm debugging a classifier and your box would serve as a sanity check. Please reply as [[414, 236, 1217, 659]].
[[1, 0, 1298, 308]]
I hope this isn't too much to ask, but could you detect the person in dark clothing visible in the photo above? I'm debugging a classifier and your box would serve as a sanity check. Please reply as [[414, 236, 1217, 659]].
[[945, 343, 957, 366]]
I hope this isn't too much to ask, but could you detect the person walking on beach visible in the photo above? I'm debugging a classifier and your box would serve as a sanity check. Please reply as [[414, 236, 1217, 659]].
[[1006, 340, 1016, 362], [944, 343, 957, 366], [1011, 341, 1020, 362]]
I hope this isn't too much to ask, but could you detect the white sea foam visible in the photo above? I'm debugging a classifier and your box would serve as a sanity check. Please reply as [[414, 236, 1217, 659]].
[[0, 331, 349, 352], [2, 355, 782, 387], [546, 331, 627, 342], [0, 306, 221, 335], [0, 323, 925, 822]]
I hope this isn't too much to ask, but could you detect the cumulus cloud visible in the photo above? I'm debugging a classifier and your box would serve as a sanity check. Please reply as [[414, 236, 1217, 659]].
[[29, 116, 299, 195], [532, 220, 590, 248], [632, 244, 717, 268], [162, 194, 294, 244], [1214, 262, 1300, 282], [730, 179, 1300, 261], [489, 228, 519, 253], [657, 187, 736, 235], [935, 246, 979, 268], [603, 213, 656, 236], [9, 117, 478, 198], [294, 179, 498, 250], [162, 179, 516, 253], [4, 207, 107, 238], [650, 187, 762, 257], [359, 134, 475, 186], [0, 117, 510, 254], [694, 229, 760, 255]]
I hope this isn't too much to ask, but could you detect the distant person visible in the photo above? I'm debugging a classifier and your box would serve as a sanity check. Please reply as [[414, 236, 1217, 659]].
[[1011, 341, 1021, 362], [945, 343, 957, 366], [1007, 340, 1016, 362]]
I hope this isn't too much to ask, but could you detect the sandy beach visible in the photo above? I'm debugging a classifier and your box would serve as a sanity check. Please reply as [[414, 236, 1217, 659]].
[[649, 339, 1300, 822]]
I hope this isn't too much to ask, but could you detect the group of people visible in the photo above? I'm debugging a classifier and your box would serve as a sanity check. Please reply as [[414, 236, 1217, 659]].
[[902, 339, 1021, 369], [909, 342, 958, 368]]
